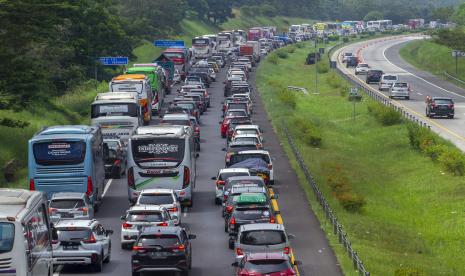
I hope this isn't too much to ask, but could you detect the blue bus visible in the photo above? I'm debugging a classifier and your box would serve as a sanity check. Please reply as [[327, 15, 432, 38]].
[[28, 125, 106, 209]]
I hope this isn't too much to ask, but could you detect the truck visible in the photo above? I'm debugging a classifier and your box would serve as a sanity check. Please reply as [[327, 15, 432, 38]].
[[239, 45, 254, 56], [247, 27, 263, 41], [245, 41, 260, 62]]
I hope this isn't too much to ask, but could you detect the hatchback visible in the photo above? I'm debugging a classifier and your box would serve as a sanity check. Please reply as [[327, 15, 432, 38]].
[[232, 253, 299, 276], [49, 192, 94, 223]]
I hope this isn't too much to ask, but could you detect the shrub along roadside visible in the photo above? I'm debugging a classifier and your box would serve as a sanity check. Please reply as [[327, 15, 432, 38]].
[[367, 101, 402, 126]]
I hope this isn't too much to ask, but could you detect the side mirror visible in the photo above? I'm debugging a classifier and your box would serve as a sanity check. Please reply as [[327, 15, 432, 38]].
[[211, 176, 216, 180], [106, 230, 114, 236], [288, 234, 296, 240], [120, 216, 125, 221], [231, 262, 238, 267], [188, 234, 196, 239], [221, 148, 227, 151]]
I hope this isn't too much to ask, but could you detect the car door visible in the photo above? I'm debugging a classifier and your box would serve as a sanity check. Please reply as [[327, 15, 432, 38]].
[[181, 230, 190, 261], [96, 224, 109, 256]]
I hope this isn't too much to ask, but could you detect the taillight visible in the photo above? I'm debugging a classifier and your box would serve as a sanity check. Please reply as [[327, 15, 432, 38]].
[[171, 244, 185, 252], [449, 104, 454, 109], [268, 164, 273, 169], [283, 247, 291, 254], [29, 179, 35, 191], [48, 208, 57, 214], [132, 246, 147, 253], [216, 180, 225, 186], [78, 207, 88, 215], [157, 222, 168, 227], [432, 103, 437, 108], [122, 222, 133, 229], [230, 217, 236, 225], [83, 233, 97, 244], [52, 240, 59, 245], [86, 176, 93, 196], [236, 247, 243, 256], [226, 205, 233, 213], [128, 167, 135, 189], [168, 207, 178, 212], [223, 194, 228, 201], [270, 216, 276, 223], [183, 166, 190, 189]]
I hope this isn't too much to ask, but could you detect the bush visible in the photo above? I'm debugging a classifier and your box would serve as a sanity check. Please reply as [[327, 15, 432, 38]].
[[406, 123, 435, 151], [342, 37, 349, 43], [293, 116, 322, 147], [422, 144, 447, 161], [317, 62, 329, 74], [267, 53, 278, 64], [295, 43, 305, 48], [276, 50, 288, 59], [286, 46, 296, 53], [277, 89, 297, 109], [326, 169, 366, 213], [326, 72, 342, 88], [438, 149, 465, 176], [338, 193, 366, 213], [394, 267, 426, 276], [339, 85, 349, 97], [367, 102, 402, 126]]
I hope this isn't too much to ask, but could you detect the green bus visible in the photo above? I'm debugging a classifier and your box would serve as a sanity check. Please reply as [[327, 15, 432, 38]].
[[127, 65, 166, 114]]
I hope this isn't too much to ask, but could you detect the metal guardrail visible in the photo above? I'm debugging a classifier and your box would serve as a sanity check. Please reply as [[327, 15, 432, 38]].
[[444, 71, 465, 85], [282, 124, 370, 276]]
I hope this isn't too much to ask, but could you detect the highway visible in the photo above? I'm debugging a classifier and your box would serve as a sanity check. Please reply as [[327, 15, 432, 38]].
[[56, 54, 342, 275], [334, 36, 465, 152]]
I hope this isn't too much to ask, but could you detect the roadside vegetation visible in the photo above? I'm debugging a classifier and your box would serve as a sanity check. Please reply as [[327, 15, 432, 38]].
[[256, 40, 465, 275]]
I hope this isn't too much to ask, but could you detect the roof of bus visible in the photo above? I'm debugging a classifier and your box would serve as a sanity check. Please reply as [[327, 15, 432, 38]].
[[112, 74, 147, 81], [31, 125, 97, 141], [0, 189, 43, 219], [127, 67, 157, 73]]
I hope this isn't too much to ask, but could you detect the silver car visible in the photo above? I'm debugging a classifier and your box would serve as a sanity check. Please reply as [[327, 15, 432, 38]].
[[234, 223, 294, 261], [135, 189, 182, 225], [49, 192, 94, 223], [379, 74, 399, 91], [389, 82, 410, 99], [52, 219, 113, 272]]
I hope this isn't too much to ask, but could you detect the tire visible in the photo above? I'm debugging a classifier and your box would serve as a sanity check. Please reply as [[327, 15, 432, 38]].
[[132, 272, 140, 276], [104, 243, 111, 263], [93, 252, 103, 272], [113, 167, 121, 179], [405, 96, 410, 100], [228, 239, 235, 250], [215, 197, 221, 205], [449, 115, 454, 119], [121, 243, 132, 250], [224, 221, 228, 232]]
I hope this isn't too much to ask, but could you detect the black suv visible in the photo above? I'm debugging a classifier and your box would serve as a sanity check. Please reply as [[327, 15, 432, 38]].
[[131, 226, 196, 276], [346, 56, 358, 68], [366, 70, 384, 84], [426, 97, 454, 119]]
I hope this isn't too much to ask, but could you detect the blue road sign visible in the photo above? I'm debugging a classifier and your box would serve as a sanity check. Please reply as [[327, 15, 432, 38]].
[[99, 57, 129, 65], [154, 40, 185, 48]]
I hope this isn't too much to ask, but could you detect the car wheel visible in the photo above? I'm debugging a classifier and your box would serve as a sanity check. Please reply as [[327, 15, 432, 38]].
[[449, 115, 454, 119], [104, 243, 111, 263], [132, 272, 140, 276], [93, 252, 103, 272], [121, 243, 132, 250], [215, 197, 221, 205], [224, 221, 228, 232], [228, 239, 235, 250], [405, 96, 410, 100]]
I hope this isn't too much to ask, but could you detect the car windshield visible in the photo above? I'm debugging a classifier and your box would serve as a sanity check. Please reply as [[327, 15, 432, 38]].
[[127, 211, 163, 222], [105, 141, 120, 150], [33, 141, 86, 166], [50, 199, 85, 209], [434, 99, 453, 105], [228, 103, 248, 110], [131, 138, 185, 167], [56, 228, 92, 241], [244, 259, 292, 274], [137, 235, 180, 247], [0, 223, 14, 253], [219, 172, 249, 181], [234, 207, 271, 220], [394, 83, 408, 87], [138, 194, 174, 205], [359, 64, 368, 67], [230, 154, 270, 165], [227, 111, 247, 117], [241, 230, 286, 245]]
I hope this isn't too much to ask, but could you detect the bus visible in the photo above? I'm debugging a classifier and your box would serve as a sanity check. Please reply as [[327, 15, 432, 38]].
[[367, 20, 392, 31], [192, 37, 212, 59], [126, 125, 197, 207], [127, 64, 166, 114], [109, 74, 153, 124], [0, 189, 53, 276], [217, 32, 233, 50], [313, 23, 328, 36], [163, 47, 190, 81], [28, 125, 106, 208]]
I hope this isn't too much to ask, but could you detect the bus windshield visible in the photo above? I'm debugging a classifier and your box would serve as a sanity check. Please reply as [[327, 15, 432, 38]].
[[91, 103, 138, 118], [192, 38, 209, 46], [0, 223, 14, 253], [132, 138, 185, 167], [33, 141, 86, 166]]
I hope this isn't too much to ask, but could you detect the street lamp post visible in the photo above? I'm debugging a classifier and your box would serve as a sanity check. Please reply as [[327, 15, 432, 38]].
[[315, 38, 318, 94]]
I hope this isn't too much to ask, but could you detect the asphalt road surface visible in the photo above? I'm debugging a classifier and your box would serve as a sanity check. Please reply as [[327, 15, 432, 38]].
[[335, 36, 465, 152], [56, 54, 342, 276]]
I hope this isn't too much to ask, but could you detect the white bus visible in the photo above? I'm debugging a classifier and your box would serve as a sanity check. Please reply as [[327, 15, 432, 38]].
[[192, 37, 212, 59], [126, 125, 197, 207], [0, 189, 53, 276], [367, 20, 392, 31]]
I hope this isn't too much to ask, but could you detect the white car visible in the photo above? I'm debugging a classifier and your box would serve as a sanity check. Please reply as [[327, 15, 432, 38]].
[[342, 52, 353, 63], [379, 74, 399, 91], [212, 168, 250, 205], [135, 189, 182, 225], [355, 63, 370, 75], [389, 82, 411, 99], [232, 125, 263, 142], [120, 205, 175, 249], [231, 134, 263, 149]]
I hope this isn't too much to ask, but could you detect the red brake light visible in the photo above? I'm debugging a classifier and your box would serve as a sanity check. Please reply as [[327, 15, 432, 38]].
[[449, 104, 454, 109], [216, 180, 225, 186], [171, 244, 185, 252], [183, 166, 190, 189], [270, 216, 276, 223], [284, 246, 291, 254], [230, 217, 236, 225], [122, 222, 133, 229], [78, 207, 88, 215], [236, 247, 243, 256], [29, 179, 35, 191], [133, 246, 147, 253], [83, 233, 97, 244], [48, 208, 57, 214], [226, 205, 233, 213], [168, 207, 178, 212], [157, 222, 168, 227], [86, 176, 93, 196], [128, 167, 135, 189]]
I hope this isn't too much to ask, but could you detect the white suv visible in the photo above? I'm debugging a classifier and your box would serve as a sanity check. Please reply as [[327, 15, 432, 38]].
[[136, 189, 182, 225], [379, 74, 398, 91]]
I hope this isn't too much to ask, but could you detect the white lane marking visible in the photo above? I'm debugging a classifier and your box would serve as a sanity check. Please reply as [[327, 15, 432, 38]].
[[381, 43, 465, 100], [417, 92, 423, 96], [183, 207, 189, 217], [53, 265, 63, 276], [102, 179, 113, 198]]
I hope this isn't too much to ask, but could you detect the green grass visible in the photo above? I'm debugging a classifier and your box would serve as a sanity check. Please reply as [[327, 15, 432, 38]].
[[257, 41, 465, 275], [400, 39, 465, 88]]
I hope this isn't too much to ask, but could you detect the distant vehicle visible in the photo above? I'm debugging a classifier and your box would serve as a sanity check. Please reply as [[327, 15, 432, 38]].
[[52, 219, 113, 272], [135, 188, 182, 226], [164, 47, 191, 81], [346, 56, 358, 68], [211, 168, 250, 205], [192, 37, 212, 59], [0, 189, 54, 276], [103, 139, 127, 179], [28, 125, 106, 208], [232, 252, 299, 276], [49, 192, 95, 223], [126, 65, 166, 114], [426, 97, 454, 119], [365, 70, 384, 84], [379, 74, 398, 91], [355, 63, 370, 75], [131, 226, 196, 276], [248, 27, 263, 41], [389, 82, 411, 99], [227, 150, 274, 184]]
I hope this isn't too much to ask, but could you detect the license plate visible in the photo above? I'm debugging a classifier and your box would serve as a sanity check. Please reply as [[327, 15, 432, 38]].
[[60, 213, 73, 218], [150, 252, 167, 258], [63, 245, 78, 250]]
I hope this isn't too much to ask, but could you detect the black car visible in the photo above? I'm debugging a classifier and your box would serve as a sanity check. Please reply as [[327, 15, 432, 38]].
[[426, 97, 454, 119], [224, 141, 260, 165], [366, 70, 384, 84], [346, 56, 358, 68], [188, 70, 211, 87], [103, 139, 126, 179], [131, 226, 196, 276]]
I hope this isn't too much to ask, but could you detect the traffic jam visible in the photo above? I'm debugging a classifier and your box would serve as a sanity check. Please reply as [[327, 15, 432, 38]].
[[16, 24, 319, 276]]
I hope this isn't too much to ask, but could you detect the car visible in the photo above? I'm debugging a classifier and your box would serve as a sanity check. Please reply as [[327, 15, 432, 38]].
[[103, 139, 126, 179], [224, 141, 261, 164], [212, 168, 251, 205], [234, 223, 295, 261], [223, 183, 268, 220], [49, 192, 94, 223], [389, 82, 410, 99], [225, 101, 250, 116], [227, 150, 274, 184], [120, 205, 175, 249], [189, 116, 201, 150], [354, 63, 370, 75], [231, 134, 263, 149], [168, 101, 199, 120], [190, 88, 210, 107], [131, 226, 196, 276], [162, 113, 194, 128], [231, 125, 263, 143], [212, 55, 226, 68], [366, 70, 384, 84], [135, 189, 182, 226], [426, 97, 454, 119], [220, 116, 250, 138], [226, 120, 255, 142], [232, 252, 299, 276], [346, 56, 358, 68], [222, 176, 266, 205], [183, 92, 207, 113], [379, 74, 398, 91], [52, 219, 113, 272], [342, 52, 353, 63]]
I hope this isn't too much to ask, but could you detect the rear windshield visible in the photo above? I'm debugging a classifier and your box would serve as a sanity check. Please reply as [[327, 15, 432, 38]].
[[50, 199, 85, 209], [127, 211, 164, 222], [137, 235, 180, 247], [91, 103, 138, 118], [236, 130, 258, 135], [241, 230, 286, 245], [230, 154, 270, 165], [244, 259, 291, 274], [227, 111, 247, 117], [234, 207, 271, 220], [138, 194, 174, 205], [162, 119, 190, 126], [33, 141, 86, 166], [434, 99, 453, 104], [56, 228, 91, 241], [394, 83, 408, 87], [163, 52, 184, 60], [219, 172, 249, 181], [228, 103, 248, 110], [234, 137, 259, 144], [0, 223, 14, 253], [131, 138, 185, 167], [110, 82, 143, 94], [175, 103, 195, 110], [383, 75, 397, 80]]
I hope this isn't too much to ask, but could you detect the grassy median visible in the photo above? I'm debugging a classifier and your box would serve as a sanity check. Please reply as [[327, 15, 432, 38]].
[[256, 41, 465, 275]]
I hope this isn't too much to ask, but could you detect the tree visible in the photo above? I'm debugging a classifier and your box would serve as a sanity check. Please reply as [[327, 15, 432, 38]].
[[260, 4, 278, 17], [432, 6, 455, 22], [187, 0, 209, 18], [206, 0, 233, 24], [452, 2, 465, 26], [364, 10, 384, 21]]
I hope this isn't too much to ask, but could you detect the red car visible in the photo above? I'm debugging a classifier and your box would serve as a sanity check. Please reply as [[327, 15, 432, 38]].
[[220, 116, 250, 138], [232, 252, 299, 276]]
